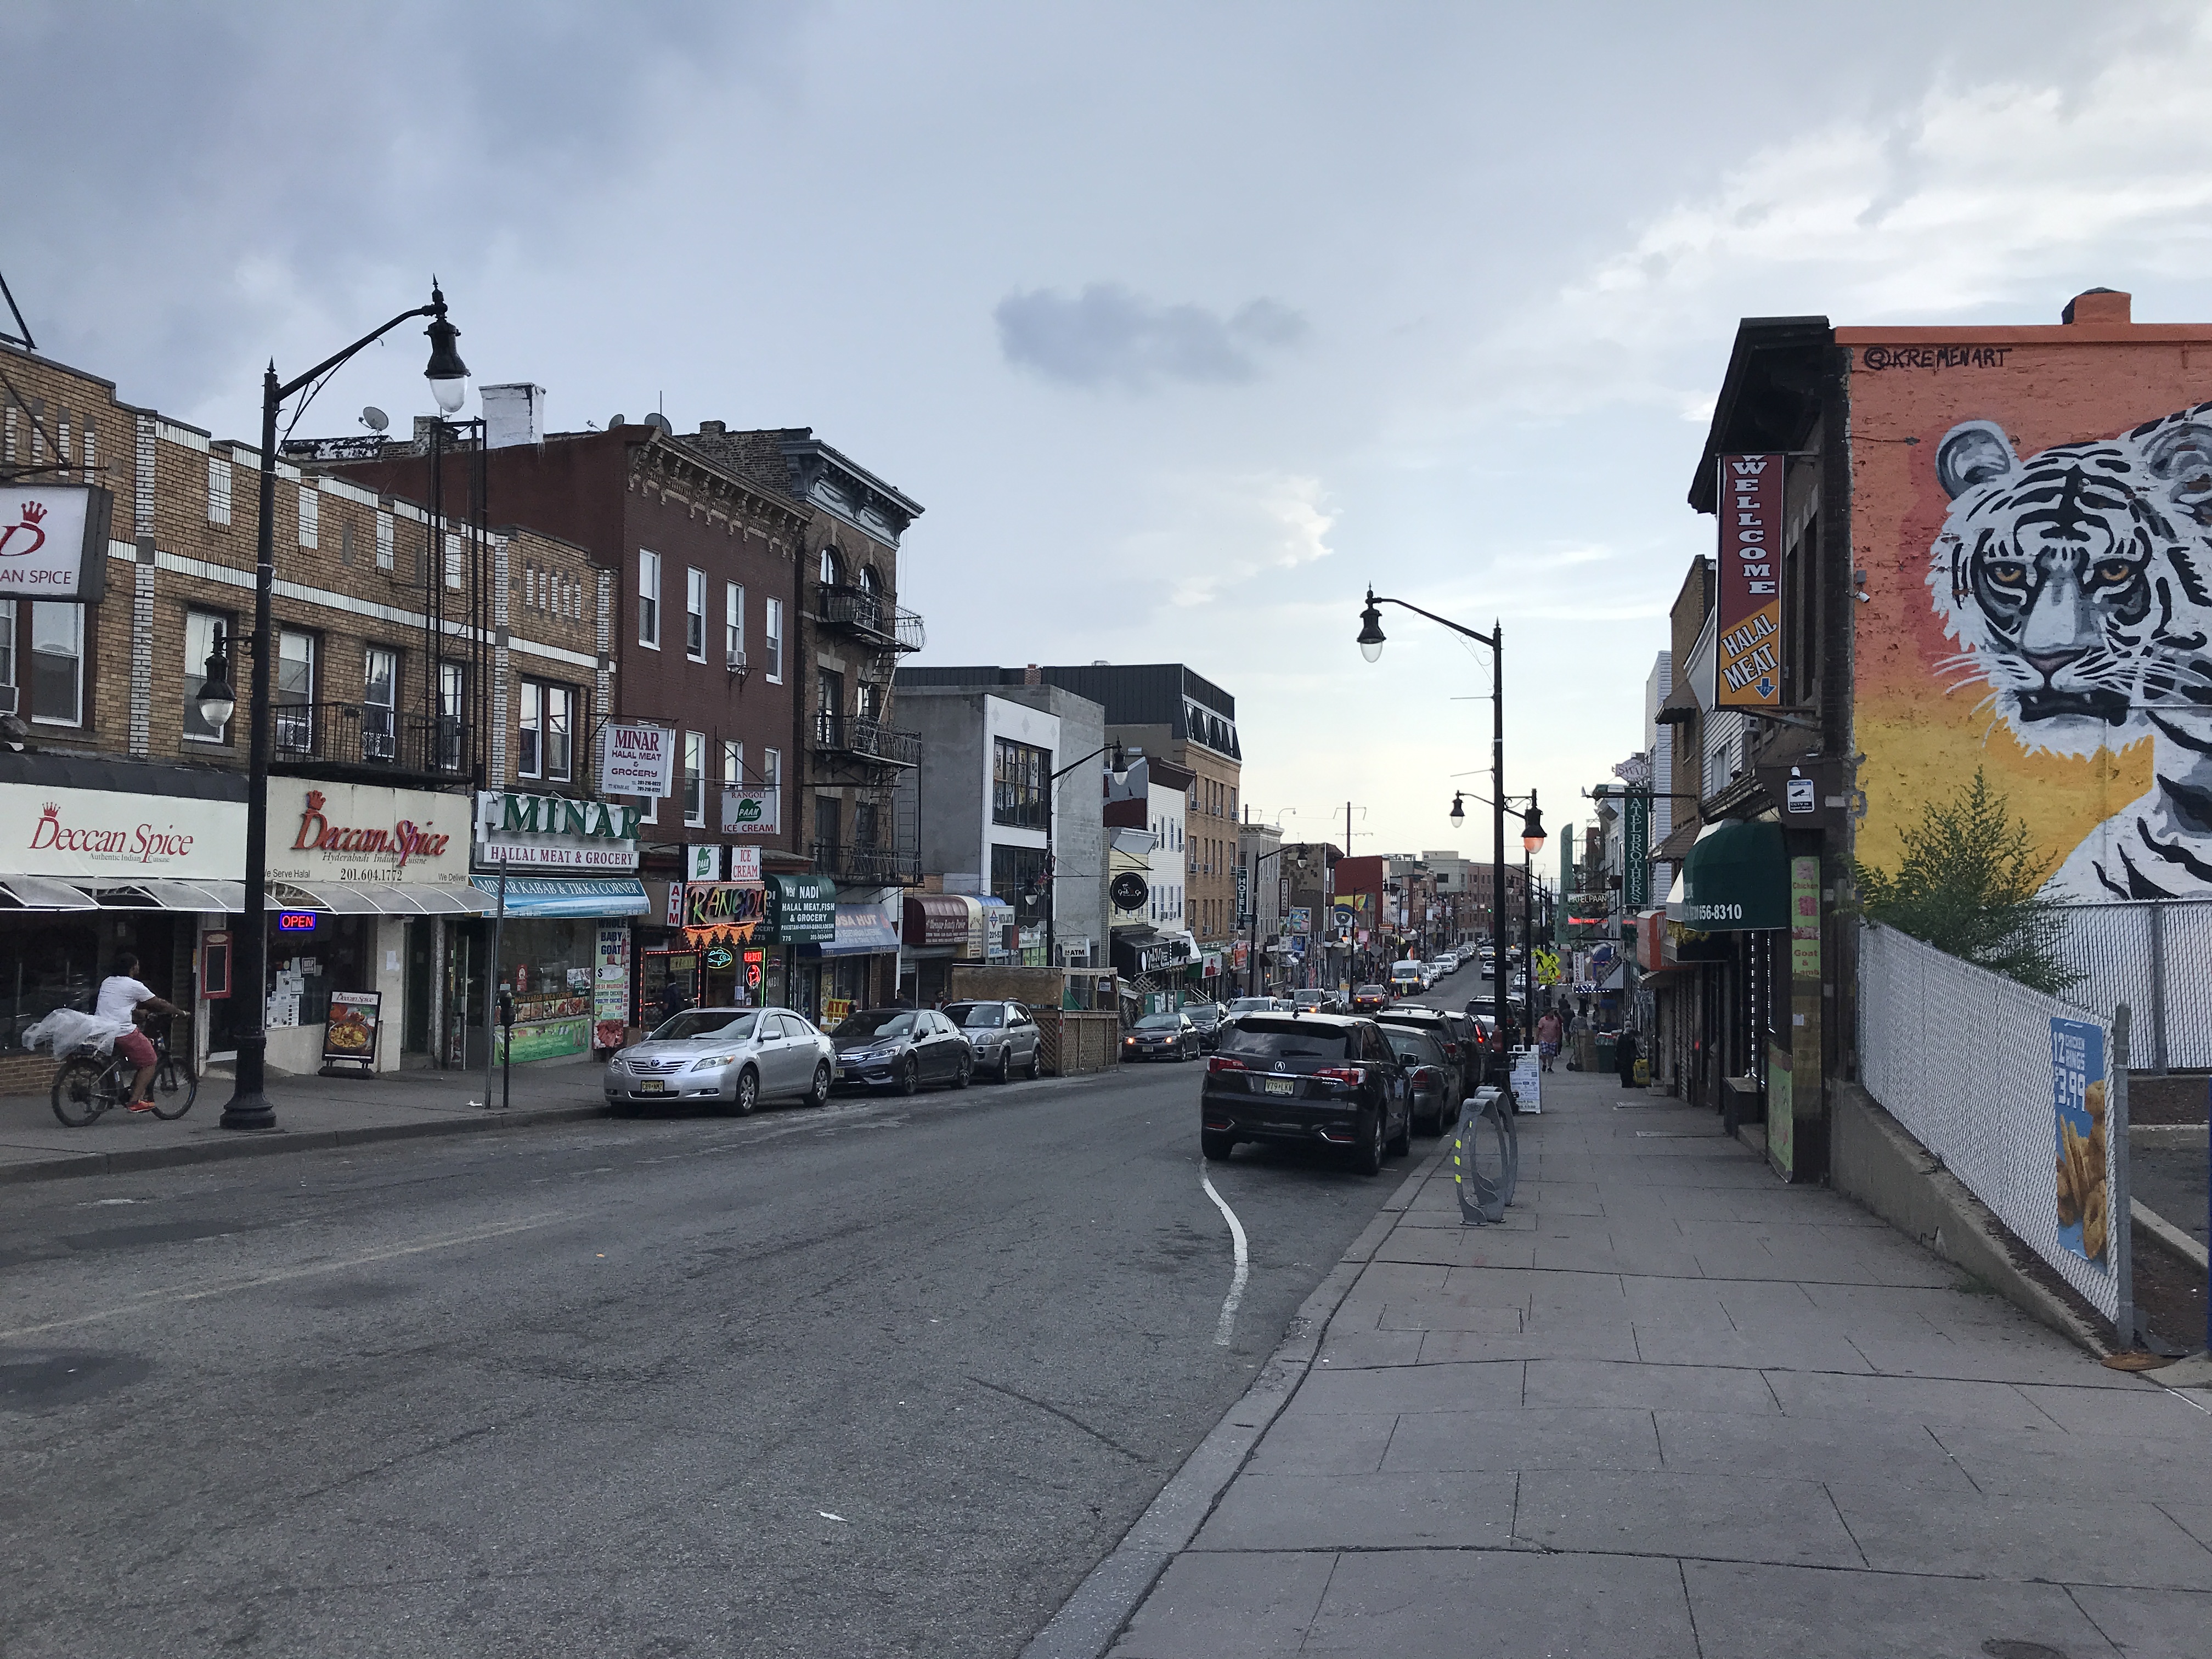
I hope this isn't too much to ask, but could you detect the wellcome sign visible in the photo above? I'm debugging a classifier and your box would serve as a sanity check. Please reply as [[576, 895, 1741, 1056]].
[[476, 791, 641, 873]]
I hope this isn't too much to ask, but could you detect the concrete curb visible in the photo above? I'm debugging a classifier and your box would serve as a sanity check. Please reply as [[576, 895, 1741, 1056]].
[[0, 1104, 612, 1188], [1018, 1144, 1447, 1659], [2134, 1198, 2211, 1272]]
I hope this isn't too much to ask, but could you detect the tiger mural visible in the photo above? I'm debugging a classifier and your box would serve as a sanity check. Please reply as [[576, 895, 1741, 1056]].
[[1928, 404, 2212, 899]]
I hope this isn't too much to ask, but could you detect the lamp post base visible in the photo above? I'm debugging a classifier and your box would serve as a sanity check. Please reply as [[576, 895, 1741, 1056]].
[[219, 1095, 278, 1132], [219, 1036, 279, 1131]]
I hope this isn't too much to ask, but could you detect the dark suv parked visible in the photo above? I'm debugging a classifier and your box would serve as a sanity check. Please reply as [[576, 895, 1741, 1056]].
[[1375, 1005, 1475, 1107], [1200, 1012, 1410, 1175]]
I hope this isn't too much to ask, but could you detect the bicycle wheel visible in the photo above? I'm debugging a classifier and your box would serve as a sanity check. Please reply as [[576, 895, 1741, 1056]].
[[150, 1055, 199, 1119], [50, 1056, 112, 1127]]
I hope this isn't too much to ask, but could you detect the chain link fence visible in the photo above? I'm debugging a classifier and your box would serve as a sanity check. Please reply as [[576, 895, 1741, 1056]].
[[1859, 921, 2130, 1328], [2047, 900, 2212, 1073]]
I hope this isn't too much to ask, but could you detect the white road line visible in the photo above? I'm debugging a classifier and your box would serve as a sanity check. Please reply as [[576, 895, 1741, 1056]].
[[1199, 1170, 1249, 1347], [0, 1212, 570, 1341]]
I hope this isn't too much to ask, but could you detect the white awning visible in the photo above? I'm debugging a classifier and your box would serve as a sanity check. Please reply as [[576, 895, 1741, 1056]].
[[270, 881, 384, 914], [0, 876, 101, 910], [271, 881, 488, 916], [81, 879, 248, 912], [375, 883, 489, 915]]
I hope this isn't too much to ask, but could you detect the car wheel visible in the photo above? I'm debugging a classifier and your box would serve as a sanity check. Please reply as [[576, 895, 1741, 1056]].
[[1201, 1130, 1235, 1161], [950, 1054, 971, 1090], [996, 1049, 1013, 1085], [1026, 1045, 1042, 1080], [730, 1066, 760, 1116], [1351, 1110, 1385, 1177], [1387, 1107, 1410, 1158], [806, 1062, 831, 1108], [896, 1056, 920, 1097]]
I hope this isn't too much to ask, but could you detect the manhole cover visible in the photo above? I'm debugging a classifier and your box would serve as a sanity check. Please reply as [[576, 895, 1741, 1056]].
[[1983, 1641, 2068, 1659]]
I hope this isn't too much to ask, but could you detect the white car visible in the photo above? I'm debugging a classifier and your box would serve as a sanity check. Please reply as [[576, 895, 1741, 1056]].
[[1434, 952, 1459, 976], [605, 1006, 834, 1116]]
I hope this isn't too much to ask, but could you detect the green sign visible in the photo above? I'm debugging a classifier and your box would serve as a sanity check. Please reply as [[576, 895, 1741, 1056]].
[[496, 1016, 589, 1064], [766, 873, 837, 943], [1623, 792, 1650, 910]]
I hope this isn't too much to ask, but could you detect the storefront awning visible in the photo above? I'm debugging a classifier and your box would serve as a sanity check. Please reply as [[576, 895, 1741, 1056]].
[[272, 881, 385, 915], [1669, 819, 1788, 932], [810, 902, 901, 957], [469, 876, 652, 918], [904, 893, 972, 948], [263, 881, 490, 916], [0, 875, 100, 910]]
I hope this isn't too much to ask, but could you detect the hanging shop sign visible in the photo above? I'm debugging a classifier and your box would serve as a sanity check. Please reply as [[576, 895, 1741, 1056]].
[[8, 782, 244, 881], [685, 843, 723, 882], [721, 785, 780, 836], [598, 721, 675, 798], [1622, 792, 1650, 910], [270, 784, 471, 888], [1287, 906, 1312, 934], [475, 791, 641, 872], [1109, 870, 1149, 911], [766, 873, 837, 943], [682, 881, 766, 933], [0, 483, 112, 603], [1716, 454, 1785, 709], [727, 844, 760, 882]]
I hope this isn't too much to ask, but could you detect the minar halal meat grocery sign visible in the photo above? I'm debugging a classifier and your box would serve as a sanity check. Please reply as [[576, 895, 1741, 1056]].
[[475, 790, 641, 872]]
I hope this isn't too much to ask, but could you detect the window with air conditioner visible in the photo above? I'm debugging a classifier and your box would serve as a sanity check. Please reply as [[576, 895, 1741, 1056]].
[[725, 582, 744, 671]]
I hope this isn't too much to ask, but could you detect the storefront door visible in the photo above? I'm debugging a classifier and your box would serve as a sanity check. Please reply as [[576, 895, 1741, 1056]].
[[404, 918, 433, 1056]]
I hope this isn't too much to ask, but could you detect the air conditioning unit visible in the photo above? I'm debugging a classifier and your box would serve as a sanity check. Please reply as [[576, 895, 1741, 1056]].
[[726, 647, 747, 673]]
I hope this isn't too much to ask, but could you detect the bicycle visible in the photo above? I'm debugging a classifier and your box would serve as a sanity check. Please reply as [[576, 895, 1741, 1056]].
[[50, 1015, 198, 1127]]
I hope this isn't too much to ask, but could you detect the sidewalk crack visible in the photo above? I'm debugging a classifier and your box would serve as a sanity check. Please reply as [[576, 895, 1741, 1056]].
[[1679, 1558, 1706, 1659], [1509, 1469, 1522, 1547], [1922, 1425, 1982, 1495], [1293, 1551, 1344, 1652], [1820, 1482, 1871, 1568], [2061, 1582, 2125, 1655]]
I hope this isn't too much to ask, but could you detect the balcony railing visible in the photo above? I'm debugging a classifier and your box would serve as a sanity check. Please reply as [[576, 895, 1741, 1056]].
[[811, 838, 922, 887], [813, 712, 922, 769], [819, 585, 925, 653], [235, 701, 469, 776]]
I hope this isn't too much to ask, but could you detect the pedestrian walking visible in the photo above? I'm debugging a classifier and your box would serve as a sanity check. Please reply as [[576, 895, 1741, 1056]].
[[1616, 1026, 1640, 1089], [1535, 1007, 1564, 1073], [657, 976, 690, 1028]]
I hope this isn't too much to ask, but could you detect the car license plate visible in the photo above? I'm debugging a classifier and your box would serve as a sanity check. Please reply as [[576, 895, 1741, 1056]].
[[1262, 1077, 1295, 1096], [639, 1079, 664, 1093]]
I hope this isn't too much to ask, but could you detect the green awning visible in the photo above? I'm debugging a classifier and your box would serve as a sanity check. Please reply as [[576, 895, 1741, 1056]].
[[765, 873, 837, 943], [1670, 820, 1787, 932]]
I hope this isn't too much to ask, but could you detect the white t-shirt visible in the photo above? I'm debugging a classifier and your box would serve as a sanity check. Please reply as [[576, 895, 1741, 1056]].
[[95, 976, 156, 1025]]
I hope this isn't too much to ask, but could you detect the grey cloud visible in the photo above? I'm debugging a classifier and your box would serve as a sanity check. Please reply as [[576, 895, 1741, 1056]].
[[995, 284, 1306, 390]]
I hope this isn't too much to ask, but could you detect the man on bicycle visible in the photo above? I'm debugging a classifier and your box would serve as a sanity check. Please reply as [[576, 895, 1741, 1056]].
[[97, 953, 179, 1112]]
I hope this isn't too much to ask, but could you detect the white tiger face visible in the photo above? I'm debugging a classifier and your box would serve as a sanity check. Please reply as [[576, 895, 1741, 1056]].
[[1928, 411, 2212, 758]]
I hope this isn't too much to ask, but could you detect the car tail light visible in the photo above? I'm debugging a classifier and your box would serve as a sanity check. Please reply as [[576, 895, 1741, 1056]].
[[1442, 1042, 1460, 1058], [1413, 1066, 1435, 1085], [1206, 1056, 1246, 1076], [1314, 1066, 1363, 1087]]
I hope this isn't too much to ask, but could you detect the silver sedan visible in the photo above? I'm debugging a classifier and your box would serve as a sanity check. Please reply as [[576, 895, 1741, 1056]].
[[605, 1007, 834, 1116]]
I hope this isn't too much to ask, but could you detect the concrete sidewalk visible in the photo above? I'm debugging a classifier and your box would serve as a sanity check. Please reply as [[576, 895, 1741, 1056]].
[[1108, 1069, 2212, 1658], [0, 1055, 606, 1184]]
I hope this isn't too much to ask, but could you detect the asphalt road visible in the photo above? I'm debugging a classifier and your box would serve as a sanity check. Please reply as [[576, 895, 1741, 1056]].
[[0, 1048, 1421, 1658]]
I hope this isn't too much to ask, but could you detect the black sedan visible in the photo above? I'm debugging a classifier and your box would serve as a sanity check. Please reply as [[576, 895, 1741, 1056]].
[[831, 1007, 973, 1093], [1199, 1012, 1411, 1176], [1122, 1012, 1200, 1063], [1381, 1025, 1458, 1136]]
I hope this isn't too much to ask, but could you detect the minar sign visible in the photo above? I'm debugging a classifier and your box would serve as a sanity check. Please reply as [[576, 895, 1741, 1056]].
[[1716, 454, 1784, 710]]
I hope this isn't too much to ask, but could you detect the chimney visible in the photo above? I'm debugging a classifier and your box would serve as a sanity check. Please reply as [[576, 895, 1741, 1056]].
[[2062, 289, 2131, 326], [482, 383, 546, 449], [1024, 664, 1041, 686], [697, 420, 726, 436]]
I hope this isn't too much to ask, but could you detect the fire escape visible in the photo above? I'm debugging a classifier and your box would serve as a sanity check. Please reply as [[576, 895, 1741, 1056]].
[[810, 582, 927, 885]]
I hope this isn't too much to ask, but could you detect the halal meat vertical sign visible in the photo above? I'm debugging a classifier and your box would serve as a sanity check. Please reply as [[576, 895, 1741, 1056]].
[[1716, 455, 1784, 709]]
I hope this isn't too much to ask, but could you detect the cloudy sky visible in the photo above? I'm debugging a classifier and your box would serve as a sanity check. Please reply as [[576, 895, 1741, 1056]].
[[12, 0, 2212, 876]]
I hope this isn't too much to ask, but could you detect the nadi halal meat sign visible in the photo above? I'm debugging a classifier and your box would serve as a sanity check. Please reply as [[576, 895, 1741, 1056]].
[[1716, 455, 1785, 710]]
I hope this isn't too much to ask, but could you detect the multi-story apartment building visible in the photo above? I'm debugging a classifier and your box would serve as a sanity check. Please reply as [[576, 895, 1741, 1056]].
[[0, 338, 600, 1085]]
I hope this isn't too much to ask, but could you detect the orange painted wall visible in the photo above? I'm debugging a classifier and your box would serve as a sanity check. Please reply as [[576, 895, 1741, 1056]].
[[1841, 313, 2212, 882]]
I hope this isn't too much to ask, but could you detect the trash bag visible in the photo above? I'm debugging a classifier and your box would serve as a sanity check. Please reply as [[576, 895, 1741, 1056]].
[[21, 1008, 127, 1058]]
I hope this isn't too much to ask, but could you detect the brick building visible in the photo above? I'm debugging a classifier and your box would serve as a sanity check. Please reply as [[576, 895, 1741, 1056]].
[[0, 338, 599, 1087]]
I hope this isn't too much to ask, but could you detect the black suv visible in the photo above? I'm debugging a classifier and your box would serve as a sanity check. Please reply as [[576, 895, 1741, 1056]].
[[1375, 1005, 1475, 1107], [1200, 1012, 1411, 1175]]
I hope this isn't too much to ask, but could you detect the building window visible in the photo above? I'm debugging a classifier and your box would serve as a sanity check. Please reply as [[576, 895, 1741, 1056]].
[[444, 532, 462, 590], [820, 546, 840, 588], [376, 510, 393, 569], [182, 609, 232, 744], [363, 646, 398, 760], [764, 599, 783, 682], [761, 748, 781, 799], [273, 629, 315, 751], [725, 582, 743, 666], [994, 737, 1050, 830], [437, 661, 465, 771], [990, 843, 1047, 915], [686, 567, 707, 661], [27, 603, 83, 727], [682, 731, 705, 826], [721, 738, 743, 783], [517, 679, 573, 783], [298, 484, 319, 549], [207, 456, 233, 527], [639, 549, 661, 648]]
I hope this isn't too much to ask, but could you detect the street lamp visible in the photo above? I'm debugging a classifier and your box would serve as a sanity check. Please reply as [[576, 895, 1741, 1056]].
[[1360, 586, 1512, 1073], [195, 627, 236, 735], [221, 284, 469, 1132], [1044, 738, 1128, 972]]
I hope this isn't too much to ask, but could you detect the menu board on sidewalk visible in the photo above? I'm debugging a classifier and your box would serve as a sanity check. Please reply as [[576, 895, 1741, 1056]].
[[322, 990, 381, 1073], [1510, 1048, 1542, 1114]]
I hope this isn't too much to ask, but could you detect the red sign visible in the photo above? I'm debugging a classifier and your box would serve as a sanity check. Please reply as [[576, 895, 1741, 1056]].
[[1716, 454, 1784, 709]]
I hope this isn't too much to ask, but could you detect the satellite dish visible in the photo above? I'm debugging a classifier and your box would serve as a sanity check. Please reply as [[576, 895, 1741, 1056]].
[[609, 413, 627, 428], [644, 411, 673, 435], [359, 406, 390, 433]]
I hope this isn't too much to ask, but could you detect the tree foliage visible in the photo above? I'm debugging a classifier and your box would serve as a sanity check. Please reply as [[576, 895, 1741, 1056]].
[[1855, 769, 2082, 995]]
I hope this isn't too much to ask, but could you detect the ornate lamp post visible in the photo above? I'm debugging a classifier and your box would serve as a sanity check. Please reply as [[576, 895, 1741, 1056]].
[[210, 286, 469, 1131]]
